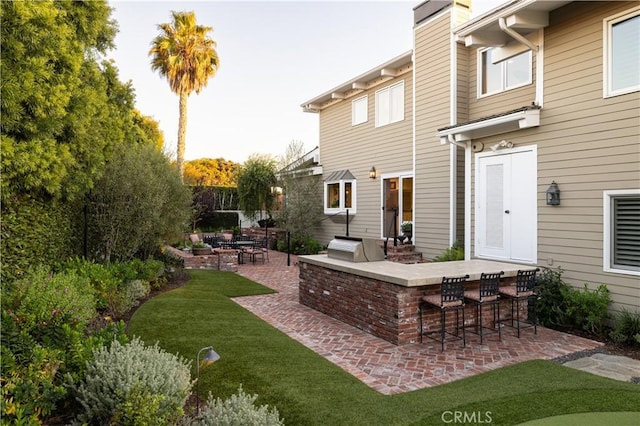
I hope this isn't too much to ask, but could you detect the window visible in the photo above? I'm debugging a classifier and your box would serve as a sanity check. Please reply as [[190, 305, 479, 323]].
[[375, 81, 404, 127], [479, 48, 532, 96], [604, 190, 640, 275], [324, 170, 356, 214], [352, 96, 368, 126], [604, 8, 640, 97]]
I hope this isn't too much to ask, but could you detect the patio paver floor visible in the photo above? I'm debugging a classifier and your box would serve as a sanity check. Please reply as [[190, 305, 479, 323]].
[[235, 250, 603, 395]]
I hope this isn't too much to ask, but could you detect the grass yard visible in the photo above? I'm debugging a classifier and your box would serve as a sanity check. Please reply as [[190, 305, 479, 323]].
[[127, 270, 640, 425]]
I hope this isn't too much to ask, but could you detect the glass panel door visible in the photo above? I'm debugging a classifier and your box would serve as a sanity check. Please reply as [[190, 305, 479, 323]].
[[382, 176, 413, 238], [383, 178, 399, 238]]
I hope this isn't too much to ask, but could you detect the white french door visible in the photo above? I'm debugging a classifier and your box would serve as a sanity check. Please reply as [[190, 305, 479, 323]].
[[476, 147, 537, 263]]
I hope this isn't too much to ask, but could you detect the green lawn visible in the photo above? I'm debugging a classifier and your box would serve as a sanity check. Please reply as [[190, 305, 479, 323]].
[[127, 270, 640, 425]]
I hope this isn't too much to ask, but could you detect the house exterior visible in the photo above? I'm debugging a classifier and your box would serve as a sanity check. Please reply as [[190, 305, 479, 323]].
[[301, 0, 639, 313]]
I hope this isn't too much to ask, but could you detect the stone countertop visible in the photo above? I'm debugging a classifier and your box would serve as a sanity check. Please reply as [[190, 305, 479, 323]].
[[298, 255, 536, 287]]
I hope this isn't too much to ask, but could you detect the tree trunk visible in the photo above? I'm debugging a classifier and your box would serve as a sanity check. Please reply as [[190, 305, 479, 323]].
[[177, 91, 189, 182]]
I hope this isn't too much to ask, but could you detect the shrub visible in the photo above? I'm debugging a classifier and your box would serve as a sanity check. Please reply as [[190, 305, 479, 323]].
[[73, 338, 192, 424], [114, 279, 150, 318], [276, 235, 322, 255], [0, 195, 76, 283], [3, 267, 96, 337], [1, 338, 66, 423], [610, 309, 640, 346], [563, 284, 611, 335], [433, 242, 464, 262], [1, 282, 126, 424], [192, 386, 284, 426], [534, 267, 570, 327]]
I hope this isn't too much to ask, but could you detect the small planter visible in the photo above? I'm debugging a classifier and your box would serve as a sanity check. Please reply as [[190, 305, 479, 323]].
[[192, 247, 211, 256]]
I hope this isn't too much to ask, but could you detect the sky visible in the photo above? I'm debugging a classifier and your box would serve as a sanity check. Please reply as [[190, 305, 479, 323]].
[[108, 0, 502, 164]]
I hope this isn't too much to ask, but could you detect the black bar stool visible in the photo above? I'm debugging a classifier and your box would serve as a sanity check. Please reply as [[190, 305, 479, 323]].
[[499, 269, 539, 337], [419, 275, 468, 351], [464, 271, 503, 344]]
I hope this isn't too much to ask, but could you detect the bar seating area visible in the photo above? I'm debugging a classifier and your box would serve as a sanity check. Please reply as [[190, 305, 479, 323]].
[[417, 268, 539, 351]]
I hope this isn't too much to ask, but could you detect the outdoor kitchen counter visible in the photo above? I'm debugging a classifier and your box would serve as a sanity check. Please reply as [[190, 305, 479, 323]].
[[298, 255, 533, 287], [298, 255, 536, 345]]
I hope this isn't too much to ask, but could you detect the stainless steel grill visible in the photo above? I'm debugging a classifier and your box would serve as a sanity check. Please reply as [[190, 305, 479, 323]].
[[327, 236, 385, 262]]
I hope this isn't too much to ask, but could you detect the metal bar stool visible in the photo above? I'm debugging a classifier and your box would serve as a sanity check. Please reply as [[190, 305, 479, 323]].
[[499, 269, 540, 337], [464, 271, 503, 344], [419, 275, 468, 351]]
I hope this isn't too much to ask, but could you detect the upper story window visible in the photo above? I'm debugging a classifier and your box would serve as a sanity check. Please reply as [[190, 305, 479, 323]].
[[479, 48, 532, 96], [604, 7, 640, 97], [375, 81, 404, 127], [604, 190, 640, 276], [352, 96, 368, 126], [324, 170, 356, 214]]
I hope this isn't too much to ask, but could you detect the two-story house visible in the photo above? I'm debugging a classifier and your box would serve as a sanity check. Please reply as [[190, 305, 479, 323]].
[[302, 0, 639, 313]]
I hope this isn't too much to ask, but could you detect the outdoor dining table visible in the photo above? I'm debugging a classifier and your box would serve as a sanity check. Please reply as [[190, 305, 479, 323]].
[[234, 240, 256, 264]]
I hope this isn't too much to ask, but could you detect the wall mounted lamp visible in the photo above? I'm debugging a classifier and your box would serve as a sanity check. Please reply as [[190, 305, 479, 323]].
[[369, 166, 377, 179], [546, 181, 560, 205], [196, 346, 220, 415], [490, 140, 514, 151]]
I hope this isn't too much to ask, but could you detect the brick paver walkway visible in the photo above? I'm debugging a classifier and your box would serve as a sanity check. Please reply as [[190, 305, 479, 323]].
[[235, 250, 603, 395]]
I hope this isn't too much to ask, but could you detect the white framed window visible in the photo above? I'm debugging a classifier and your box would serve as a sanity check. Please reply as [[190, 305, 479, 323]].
[[352, 96, 368, 126], [603, 189, 640, 276], [375, 81, 404, 127], [604, 7, 640, 97], [478, 48, 532, 96], [324, 179, 356, 214]]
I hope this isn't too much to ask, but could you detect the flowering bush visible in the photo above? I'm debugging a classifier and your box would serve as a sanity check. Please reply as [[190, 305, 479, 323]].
[[400, 221, 413, 232]]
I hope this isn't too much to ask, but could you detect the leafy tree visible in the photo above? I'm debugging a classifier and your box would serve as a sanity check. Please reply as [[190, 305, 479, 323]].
[[87, 143, 191, 262], [149, 11, 220, 181], [236, 155, 278, 221], [184, 157, 239, 186], [1, 0, 118, 200], [275, 141, 323, 240], [132, 109, 165, 151]]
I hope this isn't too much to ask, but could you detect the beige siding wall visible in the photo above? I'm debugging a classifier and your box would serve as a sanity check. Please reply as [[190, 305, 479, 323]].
[[414, 10, 456, 260], [314, 72, 413, 246], [466, 39, 537, 119], [467, 1, 639, 311]]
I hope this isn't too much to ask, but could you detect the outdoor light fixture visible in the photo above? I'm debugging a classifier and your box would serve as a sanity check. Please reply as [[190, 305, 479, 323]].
[[196, 346, 220, 415], [490, 140, 514, 152], [369, 166, 377, 179], [546, 181, 560, 206]]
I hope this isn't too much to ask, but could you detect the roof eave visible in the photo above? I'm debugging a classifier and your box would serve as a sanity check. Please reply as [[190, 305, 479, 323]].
[[301, 50, 413, 113]]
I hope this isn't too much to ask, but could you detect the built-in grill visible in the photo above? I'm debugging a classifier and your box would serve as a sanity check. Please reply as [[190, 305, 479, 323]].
[[327, 236, 385, 262]]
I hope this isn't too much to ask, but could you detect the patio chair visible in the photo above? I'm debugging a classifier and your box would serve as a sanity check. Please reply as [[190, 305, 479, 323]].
[[499, 268, 540, 337], [464, 271, 503, 344], [419, 275, 468, 351], [244, 241, 266, 264]]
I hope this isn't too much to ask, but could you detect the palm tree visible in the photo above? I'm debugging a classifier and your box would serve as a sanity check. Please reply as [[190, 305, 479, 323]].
[[149, 11, 220, 181]]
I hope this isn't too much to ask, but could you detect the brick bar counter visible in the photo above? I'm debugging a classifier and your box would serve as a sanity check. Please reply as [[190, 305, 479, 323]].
[[298, 256, 533, 345]]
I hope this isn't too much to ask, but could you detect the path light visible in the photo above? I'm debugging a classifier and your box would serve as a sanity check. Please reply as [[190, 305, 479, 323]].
[[546, 181, 560, 205], [196, 346, 220, 415]]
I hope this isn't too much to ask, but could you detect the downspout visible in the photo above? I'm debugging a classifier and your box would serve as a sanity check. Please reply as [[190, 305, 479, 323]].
[[498, 18, 538, 52]]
